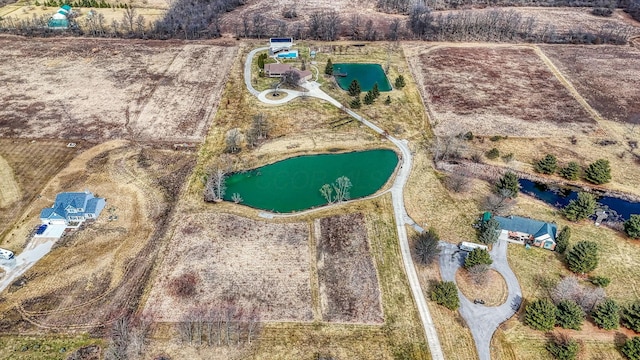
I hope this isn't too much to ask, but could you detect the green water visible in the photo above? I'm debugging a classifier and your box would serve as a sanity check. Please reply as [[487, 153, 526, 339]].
[[224, 149, 398, 213], [333, 63, 392, 92]]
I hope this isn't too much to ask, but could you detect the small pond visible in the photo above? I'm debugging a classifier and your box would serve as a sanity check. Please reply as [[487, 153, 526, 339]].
[[333, 63, 392, 92], [520, 179, 640, 221], [223, 149, 399, 213]]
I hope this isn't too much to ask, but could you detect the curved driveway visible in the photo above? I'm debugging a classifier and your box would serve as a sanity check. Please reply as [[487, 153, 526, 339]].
[[439, 239, 522, 360], [244, 47, 445, 359]]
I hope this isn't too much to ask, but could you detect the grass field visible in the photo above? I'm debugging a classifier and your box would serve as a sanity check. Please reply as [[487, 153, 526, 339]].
[[0, 139, 78, 246], [541, 45, 640, 124], [144, 213, 314, 322], [407, 45, 596, 137], [0, 142, 195, 332], [315, 213, 383, 323], [0, 36, 236, 142], [456, 269, 508, 307]]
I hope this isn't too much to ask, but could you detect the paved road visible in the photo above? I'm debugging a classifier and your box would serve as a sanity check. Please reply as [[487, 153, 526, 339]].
[[439, 240, 522, 360], [0, 237, 57, 293], [245, 48, 445, 359]]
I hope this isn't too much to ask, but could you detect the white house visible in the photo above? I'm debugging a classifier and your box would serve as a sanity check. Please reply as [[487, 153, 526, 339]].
[[40, 191, 106, 225], [494, 215, 557, 250]]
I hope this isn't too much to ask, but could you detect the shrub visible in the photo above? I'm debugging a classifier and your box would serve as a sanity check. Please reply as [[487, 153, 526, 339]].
[[324, 58, 333, 75], [589, 276, 611, 288], [535, 154, 558, 175], [622, 301, 640, 332], [622, 337, 640, 360], [547, 333, 580, 360], [560, 162, 581, 181], [394, 75, 405, 89], [584, 159, 611, 185], [430, 281, 459, 310], [486, 147, 500, 159], [563, 192, 597, 222], [384, 96, 391, 105], [566, 241, 599, 274], [495, 171, 519, 198], [555, 300, 585, 330], [489, 135, 504, 142], [464, 248, 492, 269], [624, 215, 640, 239], [414, 227, 441, 265], [169, 272, 198, 298], [555, 226, 571, 254], [592, 7, 613, 16], [592, 298, 620, 330], [525, 298, 557, 331]]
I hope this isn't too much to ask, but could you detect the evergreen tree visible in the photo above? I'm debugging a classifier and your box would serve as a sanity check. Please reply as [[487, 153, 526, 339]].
[[363, 90, 375, 105], [563, 192, 597, 222], [560, 161, 581, 181], [430, 281, 459, 310], [464, 248, 492, 269], [584, 159, 612, 184], [395, 75, 406, 88], [589, 275, 611, 287], [372, 82, 380, 98], [622, 337, 640, 360], [350, 96, 361, 109], [555, 226, 571, 254], [414, 227, 441, 265], [592, 298, 620, 330], [525, 298, 557, 331], [384, 95, 391, 105], [556, 300, 585, 330], [535, 154, 558, 175], [546, 334, 580, 360], [496, 171, 519, 198], [624, 214, 640, 239], [348, 79, 361, 96], [325, 58, 333, 76], [478, 218, 500, 245], [566, 241, 599, 274], [622, 301, 640, 333]]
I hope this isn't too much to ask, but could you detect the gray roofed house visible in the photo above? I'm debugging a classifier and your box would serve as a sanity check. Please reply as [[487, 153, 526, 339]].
[[494, 215, 557, 250], [40, 191, 106, 226]]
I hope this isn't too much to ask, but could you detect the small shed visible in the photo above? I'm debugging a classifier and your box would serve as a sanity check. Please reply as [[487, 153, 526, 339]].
[[48, 12, 69, 29]]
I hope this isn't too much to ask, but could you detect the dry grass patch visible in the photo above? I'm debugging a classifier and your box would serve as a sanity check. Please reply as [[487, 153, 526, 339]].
[[455, 269, 508, 307], [409, 45, 596, 137], [0, 139, 77, 245], [315, 213, 383, 323], [541, 45, 640, 124], [144, 213, 313, 322], [0, 142, 195, 331], [0, 36, 236, 142]]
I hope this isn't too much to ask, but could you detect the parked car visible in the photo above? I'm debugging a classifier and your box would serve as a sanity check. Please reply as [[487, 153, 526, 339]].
[[473, 299, 485, 305], [0, 248, 14, 260]]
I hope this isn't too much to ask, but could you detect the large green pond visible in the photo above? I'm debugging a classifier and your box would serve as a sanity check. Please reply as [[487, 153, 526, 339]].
[[224, 149, 398, 213], [333, 63, 392, 92]]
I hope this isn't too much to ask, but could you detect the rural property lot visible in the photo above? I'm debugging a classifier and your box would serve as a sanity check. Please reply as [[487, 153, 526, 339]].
[[541, 45, 640, 124], [408, 45, 597, 137], [144, 213, 313, 322], [0, 142, 195, 331], [0, 36, 236, 142], [315, 213, 383, 323]]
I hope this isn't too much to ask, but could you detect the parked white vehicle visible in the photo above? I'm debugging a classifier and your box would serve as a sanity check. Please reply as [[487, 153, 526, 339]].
[[0, 248, 15, 260], [458, 241, 488, 252]]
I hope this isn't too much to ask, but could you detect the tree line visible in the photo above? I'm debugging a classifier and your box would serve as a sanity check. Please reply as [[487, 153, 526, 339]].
[[1, 3, 636, 45]]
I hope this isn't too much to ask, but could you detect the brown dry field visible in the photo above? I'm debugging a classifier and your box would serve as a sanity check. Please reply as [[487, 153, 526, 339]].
[[0, 36, 236, 142], [455, 269, 508, 307], [144, 213, 314, 322], [406, 44, 597, 137], [315, 213, 383, 323], [0, 141, 195, 332], [541, 45, 640, 124], [0, 139, 78, 246]]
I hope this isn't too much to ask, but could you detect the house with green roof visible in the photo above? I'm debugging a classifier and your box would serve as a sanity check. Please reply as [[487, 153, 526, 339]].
[[48, 5, 72, 29], [494, 215, 557, 250]]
